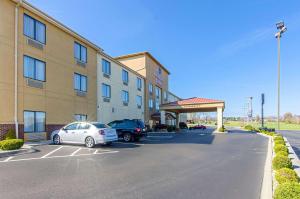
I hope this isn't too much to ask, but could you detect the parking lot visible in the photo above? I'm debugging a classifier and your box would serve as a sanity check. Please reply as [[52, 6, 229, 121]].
[[0, 129, 268, 199]]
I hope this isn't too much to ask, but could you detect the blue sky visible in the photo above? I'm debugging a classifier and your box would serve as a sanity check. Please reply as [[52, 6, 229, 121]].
[[28, 0, 300, 117]]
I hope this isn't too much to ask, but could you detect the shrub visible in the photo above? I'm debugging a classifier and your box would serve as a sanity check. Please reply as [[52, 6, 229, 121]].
[[0, 139, 24, 150], [273, 155, 293, 170], [274, 182, 300, 199], [275, 168, 299, 184], [218, 126, 226, 132], [5, 129, 16, 140], [275, 140, 286, 146], [277, 151, 289, 157], [274, 136, 284, 141], [275, 144, 289, 154], [167, 125, 176, 132], [244, 125, 254, 131]]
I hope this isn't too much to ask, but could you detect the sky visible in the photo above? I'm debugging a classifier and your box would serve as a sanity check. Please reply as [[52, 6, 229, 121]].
[[27, 0, 300, 117]]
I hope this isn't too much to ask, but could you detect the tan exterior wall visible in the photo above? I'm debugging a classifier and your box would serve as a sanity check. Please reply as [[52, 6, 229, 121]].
[[0, 0, 97, 139], [117, 54, 169, 125], [97, 54, 144, 124]]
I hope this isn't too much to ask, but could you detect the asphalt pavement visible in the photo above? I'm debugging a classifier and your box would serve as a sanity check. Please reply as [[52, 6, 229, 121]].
[[0, 129, 268, 199], [279, 130, 300, 158]]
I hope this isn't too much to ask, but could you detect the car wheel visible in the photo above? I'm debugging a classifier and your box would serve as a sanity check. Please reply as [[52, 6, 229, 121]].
[[85, 136, 95, 148], [123, 133, 132, 142], [53, 135, 60, 145]]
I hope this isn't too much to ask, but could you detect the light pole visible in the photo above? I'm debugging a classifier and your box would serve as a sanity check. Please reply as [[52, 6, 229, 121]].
[[275, 21, 287, 131]]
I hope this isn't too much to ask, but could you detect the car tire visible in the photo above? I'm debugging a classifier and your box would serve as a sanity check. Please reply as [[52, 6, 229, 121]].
[[53, 135, 61, 145], [85, 136, 95, 148], [123, 133, 132, 142]]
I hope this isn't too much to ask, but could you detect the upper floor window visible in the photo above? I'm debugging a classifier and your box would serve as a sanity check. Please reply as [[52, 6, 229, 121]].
[[102, 83, 111, 98], [23, 14, 46, 44], [149, 83, 153, 94], [155, 87, 161, 99], [23, 55, 45, 81], [136, 95, 142, 107], [24, 111, 46, 133], [74, 42, 87, 63], [74, 73, 87, 92], [158, 68, 162, 75], [122, 69, 129, 84], [155, 101, 160, 110], [74, 114, 87, 121], [102, 59, 111, 75], [149, 99, 153, 109], [122, 90, 129, 103], [137, 77, 142, 90]]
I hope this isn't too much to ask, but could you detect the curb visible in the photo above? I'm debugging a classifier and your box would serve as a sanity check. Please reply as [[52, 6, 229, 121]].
[[283, 137, 300, 178], [0, 144, 36, 158], [258, 133, 273, 199], [25, 140, 52, 146]]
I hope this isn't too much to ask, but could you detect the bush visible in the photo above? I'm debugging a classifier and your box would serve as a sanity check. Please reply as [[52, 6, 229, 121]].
[[274, 182, 300, 199], [275, 144, 289, 154], [167, 125, 176, 132], [277, 151, 289, 157], [275, 140, 286, 146], [218, 126, 226, 132], [5, 129, 16, 140], [273, 155, 293, 170], [275, 168, 299, 184], [0, 139, 24, 150], [244, 125, 254, 131], [274, 136, 284, 141]]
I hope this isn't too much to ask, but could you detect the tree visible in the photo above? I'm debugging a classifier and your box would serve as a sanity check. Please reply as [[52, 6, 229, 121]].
[[283, 112, 293, 124]]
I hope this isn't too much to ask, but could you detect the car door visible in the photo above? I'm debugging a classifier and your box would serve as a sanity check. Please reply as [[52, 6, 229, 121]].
[[75, 122, 91, 143], [62, 123, 79, 142]]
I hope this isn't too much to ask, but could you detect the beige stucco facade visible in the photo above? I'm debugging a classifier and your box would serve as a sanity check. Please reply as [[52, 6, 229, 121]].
[[96, 53, 145, 124], [115, 52, 170, 127], [0, 0, 98, 140]]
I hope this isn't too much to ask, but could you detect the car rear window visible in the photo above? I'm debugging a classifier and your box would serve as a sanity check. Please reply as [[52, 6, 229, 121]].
[[92, 123, 109, 129]]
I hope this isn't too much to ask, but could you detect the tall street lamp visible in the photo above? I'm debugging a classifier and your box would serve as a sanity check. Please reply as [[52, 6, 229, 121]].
[[275, 21, 287, 131]]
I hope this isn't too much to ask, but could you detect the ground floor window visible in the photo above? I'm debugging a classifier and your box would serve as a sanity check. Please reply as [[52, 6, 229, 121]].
[[74, 114, 87, 121], [24, 111, 46, 133]]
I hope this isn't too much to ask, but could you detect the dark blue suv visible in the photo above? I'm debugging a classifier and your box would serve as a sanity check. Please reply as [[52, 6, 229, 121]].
[[107, 119, 147, 142]]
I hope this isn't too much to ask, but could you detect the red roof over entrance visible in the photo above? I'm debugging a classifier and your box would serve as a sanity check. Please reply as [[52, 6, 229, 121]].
[[163, 97, 224, 106]]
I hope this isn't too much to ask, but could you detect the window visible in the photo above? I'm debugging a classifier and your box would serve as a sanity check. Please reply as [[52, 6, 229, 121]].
[[102, 83, 111, 98], [102, 59, 111, 75], [74, 73, 87, 92], [122, 69, 129, 84], [23, 14, 46, 44], [149, 99, 153, 109], [137, 77, 142, 90], [74, 114, 87, 121], [158, 68, 162, 75], [149, 83, 153, 94], [23, 55, 46, 81], [155, 101, 160, 110], [155, 87, 161, 99], [24, 111, 45, 133], [136, 95, 142, 107], [122, 90, 129, 103], [74, 42, 87, 63], [64, 123, 78, 130]]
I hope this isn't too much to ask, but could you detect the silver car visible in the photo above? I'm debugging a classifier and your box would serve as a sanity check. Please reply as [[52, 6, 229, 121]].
[[51, 122, 118, 148]]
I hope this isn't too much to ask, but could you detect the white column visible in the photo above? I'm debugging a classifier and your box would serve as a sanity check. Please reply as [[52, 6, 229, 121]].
[[176, 113, 180, 129], [161, 110, 166, 124], [217, 107, 223, 129]]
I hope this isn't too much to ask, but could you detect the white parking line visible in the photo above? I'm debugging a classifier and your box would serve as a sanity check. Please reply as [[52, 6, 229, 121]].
[[0, 150, 119, 163], [93, 150, 98, 154], [70, 148, 81, 156], [4, 157, 14, 162], [41, 146, 63, 158]]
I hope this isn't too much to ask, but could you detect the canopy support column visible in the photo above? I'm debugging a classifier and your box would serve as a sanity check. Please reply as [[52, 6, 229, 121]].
[[217, 107, 223, 130], [160, 110, 166, 124], [176, 113, 180, 129]]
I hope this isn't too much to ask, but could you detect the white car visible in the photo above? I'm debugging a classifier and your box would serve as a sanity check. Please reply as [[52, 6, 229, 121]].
[[51, 122, 118, 148]]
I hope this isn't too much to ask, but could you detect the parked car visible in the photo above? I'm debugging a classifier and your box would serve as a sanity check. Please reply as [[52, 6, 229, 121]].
[[179, 122, 188, 129], [107, 119, 147, 142], [189, 125, 207, 130], [51, 122, 118, 148]]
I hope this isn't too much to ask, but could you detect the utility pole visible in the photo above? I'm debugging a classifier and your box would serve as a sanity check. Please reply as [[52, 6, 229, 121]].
[[247, 97, 253, 123], [261, 93, 265, 128]]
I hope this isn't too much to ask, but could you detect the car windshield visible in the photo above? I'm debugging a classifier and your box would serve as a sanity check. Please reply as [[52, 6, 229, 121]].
[[92, 123, 109, 129]]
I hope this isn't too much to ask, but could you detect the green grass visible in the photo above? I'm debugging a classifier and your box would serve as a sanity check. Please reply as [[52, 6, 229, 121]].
[[224, 121, 300, 131]]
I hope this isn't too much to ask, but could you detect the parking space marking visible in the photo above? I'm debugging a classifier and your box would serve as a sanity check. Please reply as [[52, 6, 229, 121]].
[[70, 148, 81, 156], [146, 135, 174, 139], [0, 150, 119, 163], [4, 157, 13, 162], [41, 146, 64, 158], [93, 149, 98, 154]]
